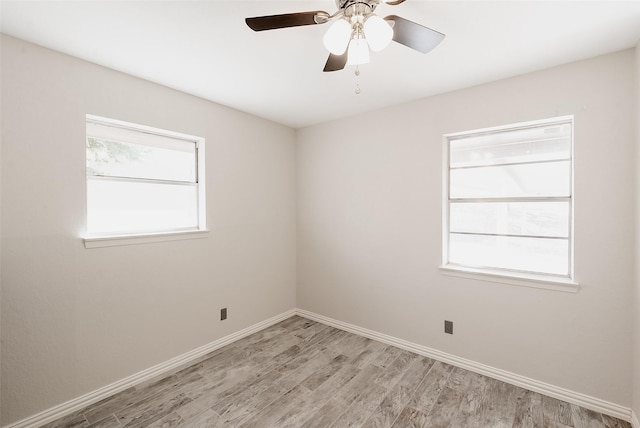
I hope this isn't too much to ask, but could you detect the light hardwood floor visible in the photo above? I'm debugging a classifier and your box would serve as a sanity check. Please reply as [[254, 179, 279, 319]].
[[42, 316, 631, 428]]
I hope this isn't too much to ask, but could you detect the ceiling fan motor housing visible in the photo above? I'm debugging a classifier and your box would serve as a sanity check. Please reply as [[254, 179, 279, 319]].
[[338, 0, 378, 19], [337, 0, 379, 10]]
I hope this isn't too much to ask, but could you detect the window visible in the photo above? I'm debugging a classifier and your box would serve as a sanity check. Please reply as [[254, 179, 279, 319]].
[[442, 116, 575, 288], [85, 115, 206, 245]]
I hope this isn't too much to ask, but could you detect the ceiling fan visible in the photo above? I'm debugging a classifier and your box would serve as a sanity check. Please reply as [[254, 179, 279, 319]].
[[245, 0, 445, 72]]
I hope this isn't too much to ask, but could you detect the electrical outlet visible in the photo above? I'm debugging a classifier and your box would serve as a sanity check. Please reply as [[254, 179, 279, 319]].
[[444, 320, 453, 334], [221, 308, 227, 321]]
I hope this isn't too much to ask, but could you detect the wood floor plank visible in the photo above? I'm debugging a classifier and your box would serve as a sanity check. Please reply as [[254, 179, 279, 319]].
[[116, 392, 192, 428], [209, 370, 282, 417], [330, 400, 376, 428], [544, 423, 573, 428], [237, 351, 331, 421], [267, 344, 305, 366], [391, 406, 429, 428], [374, 350, 419, 389], [197, 349, 264, 383], [424, 386, 464, 428], [198, 362, 280, 402], [448, 371, 489, 428], [291, 319, 330, 341], [249, 334, 304, 366], [300, 328, 349, 361], [146, 411, 183, 428], [478, 378, 520, 428], [174, 395, 216, 422], [197, 344, 262, 374], [300, 399, 350, 428], [369, 345, 404, 369], [41, 316, 626, 428], [299, 354, 350, 390], [398, 355, 436, 389], [41, 413, 89, 428], [263, 385, 335, 428], [308, 363, 361, 402], [84, 374, 182, 425], [543, 395, 575, 427], [571, 404, 605, 428], [602, 414, 633, 428], [235, 384, 312, 428], [512, 389, 544, 428], [217, 375, 305, 425], [407, 360, 455, 414], [193, 362, 263, 404], [275, 349, 332, 381], [85, 414, 121, 428], [333, 364, 386, 406], [335, 333, 376, 360], [81, 391, 133, 426], [362, 355, 439, 428], [362, 383, 418, 428], [177, 409, 221, 428], [448, 366, 475, 393], [330, 382, 390, 428], [352, 383, 390, 412], [235, 325, 289, 347], [350, 340, 387, 369]]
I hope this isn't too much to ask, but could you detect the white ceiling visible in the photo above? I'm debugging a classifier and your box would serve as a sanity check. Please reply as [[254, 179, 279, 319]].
[[2, 0, 640, 128]]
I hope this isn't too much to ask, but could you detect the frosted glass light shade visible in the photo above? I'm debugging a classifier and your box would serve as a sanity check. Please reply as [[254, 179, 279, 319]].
[[323, 19, 352, 54], [363, 15, 393, 51], [346, 38, 370, 65]]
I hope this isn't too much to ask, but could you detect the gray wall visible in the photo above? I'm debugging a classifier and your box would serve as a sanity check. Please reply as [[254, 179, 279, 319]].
[[297, 49, 636, 408], [0, 35, 297, 425]]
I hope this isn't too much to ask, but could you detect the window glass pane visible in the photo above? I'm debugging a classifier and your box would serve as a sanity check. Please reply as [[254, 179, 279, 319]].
[[450, 201, 569, 238], [87, 138, 196, 182], [450, 123, 571, 168], [450, 160, 570, 199], [449, 233, 569, 276], [87, 121, 195, 152], [87, 179, 198, 235]]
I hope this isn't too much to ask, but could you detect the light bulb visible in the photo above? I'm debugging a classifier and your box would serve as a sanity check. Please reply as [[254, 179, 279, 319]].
[[346, 38, 370, 65], [363, 15, 393, 52], [323, 19, 352, 55]]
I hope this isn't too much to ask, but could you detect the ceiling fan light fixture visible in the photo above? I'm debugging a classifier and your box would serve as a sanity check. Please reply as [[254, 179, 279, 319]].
[[346, 37, 370, 65], [363, 15, 393, 52], [323, 18, 352, 55], [246, 1, 444, 74]]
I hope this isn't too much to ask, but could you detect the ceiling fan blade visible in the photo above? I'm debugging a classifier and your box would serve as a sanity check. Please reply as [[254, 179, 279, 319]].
[[385, 15, 445, 54], [246, 11, 329, 31], [323, 52, 348, 72], [385, 0, 407, 5]]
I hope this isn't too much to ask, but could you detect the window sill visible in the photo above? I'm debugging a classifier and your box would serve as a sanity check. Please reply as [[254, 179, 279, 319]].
[[439, 265, 579, 293], [84, 230, 209, 249]]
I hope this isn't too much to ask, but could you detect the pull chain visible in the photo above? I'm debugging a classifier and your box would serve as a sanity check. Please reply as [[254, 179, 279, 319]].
[[354, 65, 361, 95]]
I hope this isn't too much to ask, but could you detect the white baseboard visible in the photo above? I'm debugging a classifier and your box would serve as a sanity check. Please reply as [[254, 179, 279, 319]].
[[295, 309, 633, 423], [632, 410, 639, 428], [3, 309, 296, 428]]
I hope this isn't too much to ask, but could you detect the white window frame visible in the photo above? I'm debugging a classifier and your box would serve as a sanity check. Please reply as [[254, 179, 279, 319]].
[[83, 115, 207, 248], [440, 116, 578, 292]]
